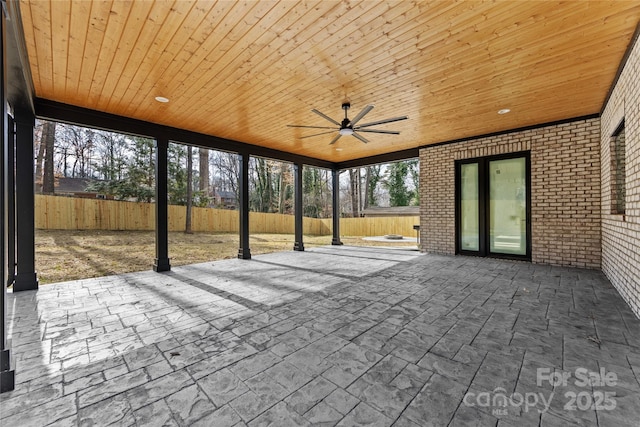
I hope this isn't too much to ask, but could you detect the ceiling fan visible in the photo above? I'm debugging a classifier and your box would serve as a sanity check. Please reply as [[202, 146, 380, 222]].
[[287, 102, 408, 144]]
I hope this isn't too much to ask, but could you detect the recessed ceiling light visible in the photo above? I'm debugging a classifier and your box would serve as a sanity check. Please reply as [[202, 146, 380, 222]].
[[498, 108, 511, 115], [155, 96, 169, 103]]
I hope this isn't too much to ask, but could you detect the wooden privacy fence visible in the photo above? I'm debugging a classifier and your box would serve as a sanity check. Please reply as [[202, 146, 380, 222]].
[[35, 195, 419, 237], [336, 217, 420, 237]]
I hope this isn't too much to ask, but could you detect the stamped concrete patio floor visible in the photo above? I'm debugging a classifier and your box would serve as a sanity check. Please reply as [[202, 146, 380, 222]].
[[1, 246, 640, 427]]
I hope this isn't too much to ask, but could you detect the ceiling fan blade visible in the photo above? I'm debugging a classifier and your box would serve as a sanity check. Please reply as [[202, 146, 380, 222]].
[[349, 104, 374, 126], [352, 132, 369, 144], [329, 134, 342, 145], [357, 129, 400, 135], [300, 130, 338, 139], [288, 125, 338, 130], [356, 115, 408, 128], [311, 109, 341, 126]]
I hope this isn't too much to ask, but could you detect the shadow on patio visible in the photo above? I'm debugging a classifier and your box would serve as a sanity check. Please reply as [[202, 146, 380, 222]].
[[1, 246, 639, 426]]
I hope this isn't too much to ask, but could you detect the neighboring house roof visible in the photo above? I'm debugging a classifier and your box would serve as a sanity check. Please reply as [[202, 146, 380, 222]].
[[216, 190, 236, 200], [54, 177, 95, 193], [361, 206, 419, 217]]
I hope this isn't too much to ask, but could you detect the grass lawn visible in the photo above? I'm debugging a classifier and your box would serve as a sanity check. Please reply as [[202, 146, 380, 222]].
[[34, 230, 417, 284]]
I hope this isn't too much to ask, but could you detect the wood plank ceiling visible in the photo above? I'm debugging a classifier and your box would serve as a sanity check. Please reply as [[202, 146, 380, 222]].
[[19, 0, 640, 162]]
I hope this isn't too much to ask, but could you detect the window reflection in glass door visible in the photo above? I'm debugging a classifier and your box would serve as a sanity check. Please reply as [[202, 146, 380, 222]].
[[460, 163, 479, 251], [489, 157, 526, 256]]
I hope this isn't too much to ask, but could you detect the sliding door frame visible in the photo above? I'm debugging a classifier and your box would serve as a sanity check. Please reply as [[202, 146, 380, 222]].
[[455, 151, 531, 261]]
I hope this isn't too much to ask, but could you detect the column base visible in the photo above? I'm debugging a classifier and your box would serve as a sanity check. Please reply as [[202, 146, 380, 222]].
[[13, 272, 38, 292], [238, 248, 252, 260], [293, 242, 305, 251], [331, 238, 343, 246], [153, 258, 171, 272], [0, 349, 15, 393]]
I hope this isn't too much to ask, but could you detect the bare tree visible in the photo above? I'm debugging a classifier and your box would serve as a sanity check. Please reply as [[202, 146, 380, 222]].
[[348, 168, 362, 217], [277, 163, 292, 214], [34, 121, 44, 190], [56, 124, 94, 178], [302, 166, 331, 218], [91, 131, 129, 181], [199, 148, 209, 201], [55, 144, 70, 178], [211, 151, 240, 207], [249, 158, 261, 211], [42, 121, 57, 193], [364, 165, 382, 209]]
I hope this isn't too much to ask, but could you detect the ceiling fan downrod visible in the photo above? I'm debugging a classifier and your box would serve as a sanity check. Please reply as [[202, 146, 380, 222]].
[[340, 103, 353, 135]]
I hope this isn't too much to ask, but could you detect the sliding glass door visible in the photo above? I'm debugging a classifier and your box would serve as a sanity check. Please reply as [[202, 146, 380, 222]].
[[489, 157, 527, 255], [456, 152, 530, 260], [460, 163, 480, 251]]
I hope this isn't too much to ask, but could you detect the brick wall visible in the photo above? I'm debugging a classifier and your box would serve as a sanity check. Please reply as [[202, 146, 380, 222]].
[[419, 117, 601, 268], [600, 32, 640, 318]]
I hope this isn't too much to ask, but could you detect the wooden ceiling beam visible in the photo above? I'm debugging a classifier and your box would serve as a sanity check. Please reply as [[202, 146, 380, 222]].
[[34, 98, 336, 170]]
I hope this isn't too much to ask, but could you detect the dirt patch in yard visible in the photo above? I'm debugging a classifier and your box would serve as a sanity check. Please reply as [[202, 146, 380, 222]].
[[34, 230, 416, 284]]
